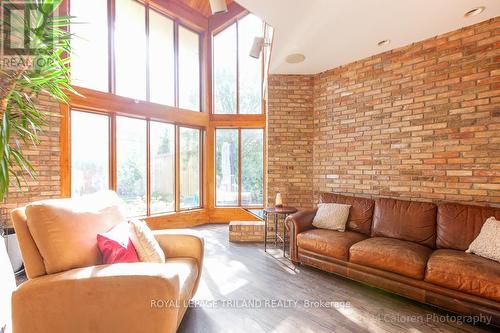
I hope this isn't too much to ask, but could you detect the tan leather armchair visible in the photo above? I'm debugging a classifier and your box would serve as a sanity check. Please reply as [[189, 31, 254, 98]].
[[11, 206, 204, 333]]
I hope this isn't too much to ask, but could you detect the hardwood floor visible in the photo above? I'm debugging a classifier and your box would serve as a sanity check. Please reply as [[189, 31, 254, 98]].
[[179, 224, 496, 333]]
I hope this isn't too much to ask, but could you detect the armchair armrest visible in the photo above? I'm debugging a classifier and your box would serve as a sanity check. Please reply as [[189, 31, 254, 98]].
[[12, 263, 182, 333], [286, 208, 317, 263], [153, 229, 204, 294]]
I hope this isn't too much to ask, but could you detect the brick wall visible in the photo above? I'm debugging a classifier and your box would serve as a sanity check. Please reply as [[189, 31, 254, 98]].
[[0, 95, 61, 225], [267, 75, 314, 209], [268, 18, 500, 207]]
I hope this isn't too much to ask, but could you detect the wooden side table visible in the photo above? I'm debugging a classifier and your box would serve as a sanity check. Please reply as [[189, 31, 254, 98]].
[[263, 206, 297, 257]]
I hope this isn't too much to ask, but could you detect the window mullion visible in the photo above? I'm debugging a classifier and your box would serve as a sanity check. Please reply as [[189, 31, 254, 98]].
[[146, 120, 151, 216], [235, 20, 240, 114], [108, 0, 116, 93], [145, 4, 151, 102], [238, 129, 242, 206], [174, 22, 179, 107]]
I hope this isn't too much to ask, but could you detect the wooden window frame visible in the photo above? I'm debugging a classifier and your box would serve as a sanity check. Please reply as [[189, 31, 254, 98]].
[[214, 127, 265, 208], [69, 0, 203, 111], [67, 107, 203, 217], [211, 13, 265, 115]]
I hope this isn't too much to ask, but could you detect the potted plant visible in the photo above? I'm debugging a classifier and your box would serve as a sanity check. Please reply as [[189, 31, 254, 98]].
[[0, 0, 75, 273]]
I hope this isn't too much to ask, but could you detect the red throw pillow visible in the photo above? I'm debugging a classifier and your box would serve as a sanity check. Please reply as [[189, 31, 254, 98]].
[[97, 222, 139, 264]]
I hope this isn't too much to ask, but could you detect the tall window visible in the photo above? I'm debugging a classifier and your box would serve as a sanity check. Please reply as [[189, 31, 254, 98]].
[[150, 121, 175, 213], [178, 27, 201, 111], [215, 128, 264, 207], [180, 127, 201, 209], [149, 10, 175, 106], [116, 117, 147, 216], [216, 129, 238, 205], [114, 0, 147, 100], [213, 14, 263, 114], [213, 24, 236, 114], [70, 0, 109, 91], [70, 0, 200, 109], [71, 111, 110, 196]]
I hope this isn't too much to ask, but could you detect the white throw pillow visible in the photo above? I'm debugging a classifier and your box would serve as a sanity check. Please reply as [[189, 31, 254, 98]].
[[128, 219, 165, 263], [312, 203, 351, 231], [466, 217, 500, 262]]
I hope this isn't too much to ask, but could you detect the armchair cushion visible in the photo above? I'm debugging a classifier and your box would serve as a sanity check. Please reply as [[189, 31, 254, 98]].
[[25, 191, 126, 274]]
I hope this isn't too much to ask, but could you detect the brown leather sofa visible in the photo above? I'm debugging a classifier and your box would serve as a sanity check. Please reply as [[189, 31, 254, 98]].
[[287, 192, 500, 326]]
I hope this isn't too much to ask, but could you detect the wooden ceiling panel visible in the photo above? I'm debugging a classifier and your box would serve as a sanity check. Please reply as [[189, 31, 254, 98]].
[[178, 0, 234, 17]]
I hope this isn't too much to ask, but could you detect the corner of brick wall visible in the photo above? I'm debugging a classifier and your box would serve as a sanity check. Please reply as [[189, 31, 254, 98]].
[[267, 75, 314, 210]]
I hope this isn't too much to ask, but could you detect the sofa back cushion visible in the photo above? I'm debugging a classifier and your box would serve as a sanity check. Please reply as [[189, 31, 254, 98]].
[[371, 198, 437, 248], [319, 192, 374, 235], [436, 203, 500, 250], [25, 191, 126, 274]]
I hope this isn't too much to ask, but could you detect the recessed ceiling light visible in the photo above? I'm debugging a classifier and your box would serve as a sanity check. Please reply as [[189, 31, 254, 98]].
[[378, 39, 390, 47], [285, 53, 306, 64], [464, 6, 485, 17]]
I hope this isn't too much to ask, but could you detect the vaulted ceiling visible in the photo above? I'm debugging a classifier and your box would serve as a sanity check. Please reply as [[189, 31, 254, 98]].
[[178, 0, 234, 17], [237, 0, 500, 74]]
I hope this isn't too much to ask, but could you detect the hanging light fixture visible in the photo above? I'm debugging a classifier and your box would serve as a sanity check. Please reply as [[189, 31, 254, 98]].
[[209, 0, 228, 15]]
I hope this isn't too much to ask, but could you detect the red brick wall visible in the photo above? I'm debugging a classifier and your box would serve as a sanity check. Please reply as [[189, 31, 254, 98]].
[[268, 18, 500, 207], [267, 75, 314, 209], [0, 95, 61, 224]]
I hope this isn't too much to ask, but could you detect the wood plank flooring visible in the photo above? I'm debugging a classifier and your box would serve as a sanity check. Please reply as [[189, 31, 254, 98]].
[[179, 224, 497, 333]]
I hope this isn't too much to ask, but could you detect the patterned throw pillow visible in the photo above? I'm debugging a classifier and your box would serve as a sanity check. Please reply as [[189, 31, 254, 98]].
[[312, 203, 351, 231], [129, 219, 166, 263], [466, 217, 500, 262]]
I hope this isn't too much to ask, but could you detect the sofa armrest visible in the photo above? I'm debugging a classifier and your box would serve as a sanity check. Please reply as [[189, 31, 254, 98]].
[[153, 229, 204, 294], [286, 208, 317, 263], [12, 263, 182, 333]]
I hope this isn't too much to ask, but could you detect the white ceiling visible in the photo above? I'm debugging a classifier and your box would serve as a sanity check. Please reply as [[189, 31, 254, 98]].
[[236, 0, 500, 74]]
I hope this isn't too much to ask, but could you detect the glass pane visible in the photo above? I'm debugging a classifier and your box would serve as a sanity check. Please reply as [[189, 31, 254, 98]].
[[179, 127, 200, 209], [70, 0, 108, 91], [71, 111, 109, 196], [213, 24, 237, 114], [216, 129, 238, 206], [150, 122, 175, 213], [116, 117, 147, 216], [178, 26, 200, 111], [115, 0, 146, 100], [238, 14, 263, 114], [149, 10, 174, 106], [241, 129, 264, 206]]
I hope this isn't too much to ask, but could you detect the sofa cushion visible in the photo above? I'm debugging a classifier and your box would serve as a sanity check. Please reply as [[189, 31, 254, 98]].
[[297, 229, 367, 261], [312, 203, 351, 231], [25, 191, 126, 274], [349, 237, 433, 279], [425, 249, 500, 302], [319, 193, 375, 235], [371, 198, 437, 248], [436, 203, 500, 250]]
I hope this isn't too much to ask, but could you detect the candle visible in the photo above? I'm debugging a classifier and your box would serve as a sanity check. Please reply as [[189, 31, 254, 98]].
[[275, 193, 283, 208]]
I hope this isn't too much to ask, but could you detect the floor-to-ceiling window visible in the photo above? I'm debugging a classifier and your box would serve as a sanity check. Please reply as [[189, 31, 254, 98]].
[[212, 13, 265, 207]]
